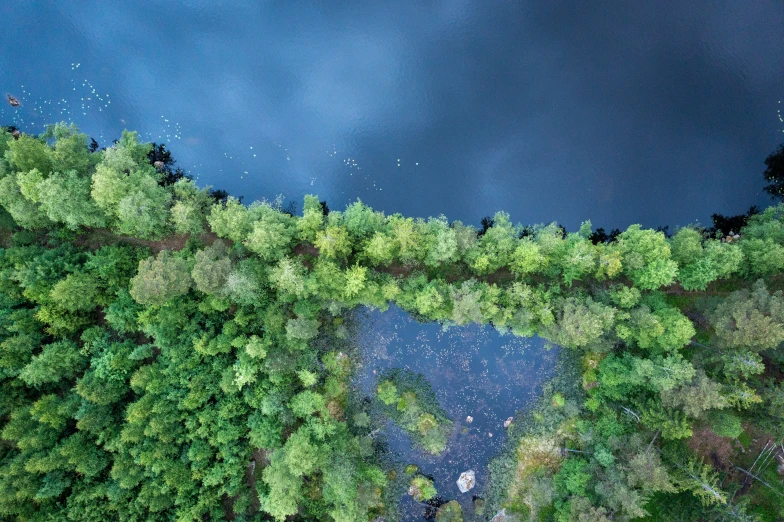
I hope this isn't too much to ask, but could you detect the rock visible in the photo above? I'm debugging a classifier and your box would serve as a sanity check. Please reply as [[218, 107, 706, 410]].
[[456, 469, 475, 493], [7, 94, 20, 107], [11, 130, 20, 139], [503, 417, 513, 428], [466, 416, 473, 424], [488, 432, 493, 438], [153, 160, 165, 170]]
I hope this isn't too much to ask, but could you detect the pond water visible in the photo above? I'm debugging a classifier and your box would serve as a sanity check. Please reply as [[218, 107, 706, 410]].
[[2, 2, 783, 231], [353, 305, 558, 520]]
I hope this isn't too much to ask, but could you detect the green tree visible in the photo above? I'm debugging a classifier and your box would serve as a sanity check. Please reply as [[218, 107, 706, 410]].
[[5, 134, 53, 174], [660, 371, 728, 419], [510, 238, 547, 277], [378, 381, 399, 405], [409, 475, 437, 502], [388, 215, 424, 265], [261, 455, 303, 520], [615, 225, 678, 289], [559, 235, 597, 286], [363, 231, 396, 266], [677, 459, 727, 506], [708, 279, 784, 351], [37, 169, 108, 229], [553, 458, 591, 496], [739, 237, 784, 277], [191, 241, 232, 294], [49, 273, 99, 312], [296, 195, 325, 242], [0, 175, 51, 229], [208, 197, 255, 242], [244, 207, 297, 261], [170, 179, 213, 235], [43, 122, 95, 174], [315, 225, 353, 260], [286, 316, 320, 341], [468, 211, 517, 274], [115, 179, 172, 238], [545, 296, 616, 350], [18, 340, 86, 387], [342, 199, 385, 241], [424, 216, 459, 267], [268, 256, 308, 298], [129, 251, 192, 305], [449, 280, 484, 325]]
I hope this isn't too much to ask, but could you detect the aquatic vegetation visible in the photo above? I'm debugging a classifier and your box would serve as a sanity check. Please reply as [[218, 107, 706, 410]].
[[435, 500, 463, 521], [409, 475, 437, 502], [376, 369, 453, 455], [0, 124, 782, 520]]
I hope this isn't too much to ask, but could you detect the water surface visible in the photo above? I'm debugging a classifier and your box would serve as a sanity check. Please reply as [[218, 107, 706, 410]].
[[354, 305, 558, 519], [1, 2, 782, 230]]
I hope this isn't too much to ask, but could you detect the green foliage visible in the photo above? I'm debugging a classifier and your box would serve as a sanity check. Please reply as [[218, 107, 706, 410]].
[[129, 251, 192, 305], [49, 272, 99, 312], [708, 411, 744, 439], [409, 475, 437, 502], [315, 225, 353, 260], [435, 500, 463, 521], [616, 225, 679, 289], [0, 175, 51, 229], [5, 134, 53, 174], [18, 340, 85, 387], [709, 280, 784, 352], [191, 240, 232, 294], [3, 124, 784, 521], [245, 212, 297, 262], [208, 197, 254, 242], [377, 371, 452, 455], [37, 169, 108, 229], [544, 296, 616, 350], [170, 178, 212, 235], [553, 458, 591, 496]]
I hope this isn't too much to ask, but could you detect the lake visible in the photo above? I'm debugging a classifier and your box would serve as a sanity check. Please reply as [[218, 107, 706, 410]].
[[353, 305, 558, 520], [1, 1, 782, 231]]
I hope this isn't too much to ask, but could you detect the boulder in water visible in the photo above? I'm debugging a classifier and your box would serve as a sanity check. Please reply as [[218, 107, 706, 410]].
[[503, 417, 513, 428], [465, 415, 473, 424], [456, 469, 475, 493]]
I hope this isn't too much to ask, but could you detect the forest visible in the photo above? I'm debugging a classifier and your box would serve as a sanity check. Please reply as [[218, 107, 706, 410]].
[[0, 123, 782, 521]]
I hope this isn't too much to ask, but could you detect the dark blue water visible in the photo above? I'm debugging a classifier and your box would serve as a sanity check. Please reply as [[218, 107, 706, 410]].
[[354, 305, 558, 520], [1, 2, 782, 231]]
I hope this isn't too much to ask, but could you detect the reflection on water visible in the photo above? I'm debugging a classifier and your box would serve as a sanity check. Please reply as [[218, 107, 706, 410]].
[[354, 305, 558, 520], [2, 2, 781, 230]]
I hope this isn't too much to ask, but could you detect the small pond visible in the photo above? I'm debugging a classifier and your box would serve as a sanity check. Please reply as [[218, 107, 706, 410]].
[[353, 305, 559, 520]]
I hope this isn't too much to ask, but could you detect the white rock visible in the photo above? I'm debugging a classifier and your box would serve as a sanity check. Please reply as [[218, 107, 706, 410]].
[[466, 416, 473, 424], [457, 470, 476, 493], [504, 417, 514, 428]]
